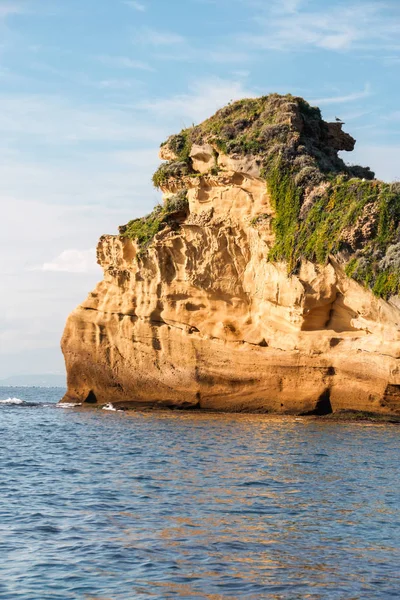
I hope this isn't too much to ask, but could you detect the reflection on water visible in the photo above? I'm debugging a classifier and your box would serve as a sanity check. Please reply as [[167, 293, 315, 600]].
[[0, 387, 399, 599]]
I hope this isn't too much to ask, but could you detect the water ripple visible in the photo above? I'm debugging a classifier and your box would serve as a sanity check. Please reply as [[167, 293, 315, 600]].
[[0, 386, 399, 599]]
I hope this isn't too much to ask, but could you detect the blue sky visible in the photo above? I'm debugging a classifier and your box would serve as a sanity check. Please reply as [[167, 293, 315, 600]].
[[0, 0, 399, 380]]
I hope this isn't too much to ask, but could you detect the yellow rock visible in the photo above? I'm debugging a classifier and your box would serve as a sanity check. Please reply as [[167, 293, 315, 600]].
[[61, 168, 400, 416]]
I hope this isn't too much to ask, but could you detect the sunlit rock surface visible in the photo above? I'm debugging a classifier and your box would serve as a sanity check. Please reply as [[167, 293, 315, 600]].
[[61, 95, 400, 416]]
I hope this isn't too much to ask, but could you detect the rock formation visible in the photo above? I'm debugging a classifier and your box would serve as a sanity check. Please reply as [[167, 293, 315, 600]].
[[61, 94, 400, 416]]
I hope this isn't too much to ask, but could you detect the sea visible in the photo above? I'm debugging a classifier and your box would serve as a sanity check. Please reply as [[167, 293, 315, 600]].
[[0, 386, 399, 600]]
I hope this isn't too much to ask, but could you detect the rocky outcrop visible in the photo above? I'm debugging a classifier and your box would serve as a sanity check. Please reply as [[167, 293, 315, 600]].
[[324, 122, 355, 152], [61, 94, 400, 416]]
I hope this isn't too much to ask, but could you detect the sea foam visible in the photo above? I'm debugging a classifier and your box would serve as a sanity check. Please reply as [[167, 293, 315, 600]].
[[0, 398, 24, 405]]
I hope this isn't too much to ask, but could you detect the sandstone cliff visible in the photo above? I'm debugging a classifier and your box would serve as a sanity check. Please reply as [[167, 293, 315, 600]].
[[61, 94, 400, 417]]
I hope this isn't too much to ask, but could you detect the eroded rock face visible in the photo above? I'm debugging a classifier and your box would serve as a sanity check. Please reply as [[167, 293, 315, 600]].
[[324, 122, 356, 152], [61, 167, 400, 415]]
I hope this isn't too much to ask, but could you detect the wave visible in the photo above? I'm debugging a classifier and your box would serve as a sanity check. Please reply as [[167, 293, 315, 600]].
[[56, 402, 82, 409], [0, 398, 80, 409], [0, 398, 41, 407], [0, 397, 24, 405], [102, 403, 117, 411]]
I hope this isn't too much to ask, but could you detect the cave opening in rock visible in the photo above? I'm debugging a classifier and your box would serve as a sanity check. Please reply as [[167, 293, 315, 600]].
[[314, 389, 333, 415], [301, 389, 333, 416], [84, 390, 97, 404]]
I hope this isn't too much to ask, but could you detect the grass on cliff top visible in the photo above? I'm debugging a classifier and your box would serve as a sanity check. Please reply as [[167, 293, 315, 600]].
[[120, 191, 189, 255], [155, 93, 366, 179], [190, 94, 320, 156], [153, 93, 372, 196], [149, 94, 399, 299], [153, 94, 325, 188]]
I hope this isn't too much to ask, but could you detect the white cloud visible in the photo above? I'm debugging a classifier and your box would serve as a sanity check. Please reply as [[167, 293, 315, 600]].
[[124, 0, 146, 11], [34, 249, 100, 274], [138, 77, 256, 123], [136, 27, 185, 46], [310, 84, 372, 106], [0, 151, 160, 220], [0, 92, 165, 143], [241, 2, 400, 52]]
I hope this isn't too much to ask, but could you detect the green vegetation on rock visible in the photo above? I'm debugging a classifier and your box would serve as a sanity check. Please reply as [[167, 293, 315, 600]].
[[264, 159, 302, 268], [152, 161, 192, 189], [139, 93, 400, 298], [120, 191, 189, 256], [165, 132, 192, 162], [268, 169, 400, 298]]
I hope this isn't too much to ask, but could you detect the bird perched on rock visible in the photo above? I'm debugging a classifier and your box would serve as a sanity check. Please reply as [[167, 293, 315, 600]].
[[335, 116, 343, 123]]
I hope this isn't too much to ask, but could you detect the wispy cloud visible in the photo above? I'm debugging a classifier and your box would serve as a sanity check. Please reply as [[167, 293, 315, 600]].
[[184, 0, 400, 61], [135, 27, 185, 46], [124, 0, 146, 11], [96, 54, 154, 71], [137, 77, 256, 124], [0, 152, 161, 218], [0, 92, 165, 143], [310, 84, 372, 106], [33, 249, 100, 274], [240, 2, 400, 52]]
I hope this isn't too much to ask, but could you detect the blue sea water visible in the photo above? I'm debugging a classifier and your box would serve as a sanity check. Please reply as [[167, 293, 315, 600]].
[[0, 386, 399, 599]]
